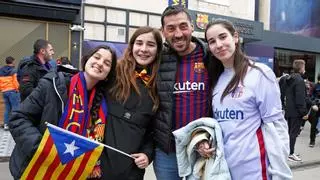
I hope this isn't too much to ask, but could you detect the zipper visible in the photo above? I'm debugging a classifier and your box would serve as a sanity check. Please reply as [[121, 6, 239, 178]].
[[53, 77, 64, 114]]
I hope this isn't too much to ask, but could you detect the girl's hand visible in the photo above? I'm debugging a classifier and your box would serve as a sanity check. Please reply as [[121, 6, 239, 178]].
[[131, 153, 149, 169]]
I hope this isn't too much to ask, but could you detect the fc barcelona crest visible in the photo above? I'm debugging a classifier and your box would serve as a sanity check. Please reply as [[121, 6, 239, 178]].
[[194, 62, 205, 73], [196, 13, 209, 30]]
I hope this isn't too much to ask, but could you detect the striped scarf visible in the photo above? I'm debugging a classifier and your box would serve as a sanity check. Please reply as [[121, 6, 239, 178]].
[[58, 72, 107, 178], [135, 69, 150, 86]]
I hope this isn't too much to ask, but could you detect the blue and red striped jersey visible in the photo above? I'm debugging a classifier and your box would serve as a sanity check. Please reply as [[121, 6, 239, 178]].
[[173, 44, 210, 130]]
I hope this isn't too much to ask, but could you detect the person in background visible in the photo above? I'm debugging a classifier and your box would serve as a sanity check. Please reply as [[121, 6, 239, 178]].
[[48, 59, 57, 71], [313, 74, 320, 136], [103, 26, 162, 179], [300, 74, 314, 129], [9, 45, 117, 179], [153, 5, 212, 180], [56, 56, 78, 74], [0, 56, 20, 130], [18, 39, 55, 101], [205, 18, 292, 179], [283, 59, 307, 161]]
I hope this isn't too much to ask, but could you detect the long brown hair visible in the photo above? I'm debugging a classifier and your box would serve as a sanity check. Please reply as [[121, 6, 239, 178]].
[[205, 19, 263, 102], [110, 27, 163, 111]]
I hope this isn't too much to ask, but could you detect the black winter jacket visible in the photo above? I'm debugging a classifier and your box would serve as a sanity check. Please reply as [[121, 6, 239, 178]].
[[100, 80, 155, 180], [9, 72, 68, 179], [283, 73, 307, 118], [9, 72, 154, 180], [154, 37, 211, 153], [18, 55, 52, 101]]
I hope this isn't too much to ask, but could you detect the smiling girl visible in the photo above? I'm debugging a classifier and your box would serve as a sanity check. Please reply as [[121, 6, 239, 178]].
[[9, 45, 117, 179], [101, 26, 162, 180], [205, 19, 292, 180]]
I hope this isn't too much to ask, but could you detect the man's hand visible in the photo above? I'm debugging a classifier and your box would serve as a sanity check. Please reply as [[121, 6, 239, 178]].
[[196, 140, 215, 158], [131, 153, 149, 169]]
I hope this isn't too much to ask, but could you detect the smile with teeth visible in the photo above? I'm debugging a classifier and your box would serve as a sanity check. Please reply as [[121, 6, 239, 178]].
[[174, 40, 185, 45], [139, 55, 150, 60], [92, 66, 102, 73]]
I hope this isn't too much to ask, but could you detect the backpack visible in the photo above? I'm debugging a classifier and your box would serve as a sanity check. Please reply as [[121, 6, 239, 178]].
[[17, 56, 32, 83]]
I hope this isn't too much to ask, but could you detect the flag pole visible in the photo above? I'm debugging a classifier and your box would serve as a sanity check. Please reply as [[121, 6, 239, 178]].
[[46, 122, 135, 159]]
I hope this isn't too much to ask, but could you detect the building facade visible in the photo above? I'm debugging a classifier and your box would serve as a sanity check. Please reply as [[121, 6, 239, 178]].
[[83, 0, 320, 81], [253, 0, 320, 81], [0, 0, 82, 67]]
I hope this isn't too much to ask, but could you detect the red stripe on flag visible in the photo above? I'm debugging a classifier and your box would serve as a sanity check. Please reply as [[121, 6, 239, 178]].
[[27, 136, 54, 180], [57, 158, 76, 180], [72, 151, 93, 180], [256, 127, 267, 180], [42, 154, 60, 179]]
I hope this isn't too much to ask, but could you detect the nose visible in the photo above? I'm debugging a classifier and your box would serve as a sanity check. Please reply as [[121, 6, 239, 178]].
[[216, 39, 223, 48], [174, 29, 183, 38], [141, 44, 147, 52], [97, 59, 104, 66]]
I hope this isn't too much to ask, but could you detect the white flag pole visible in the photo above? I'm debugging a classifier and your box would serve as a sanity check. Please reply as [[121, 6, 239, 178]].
[[46, 122, 134, 159]]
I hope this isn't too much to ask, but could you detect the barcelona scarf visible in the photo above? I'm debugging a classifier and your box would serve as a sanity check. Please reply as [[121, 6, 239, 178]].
[[59, 72, 107, 178]]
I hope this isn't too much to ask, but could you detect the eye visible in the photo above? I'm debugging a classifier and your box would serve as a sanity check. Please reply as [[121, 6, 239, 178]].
[[166, 25, 175, 32], [208, 39, 216, 45], [220, 35, 227, 40], [147, 42, 156, 47], [180, 23, 188, 30], [134, 41, 143, 46], [104, 60, 111, 67]]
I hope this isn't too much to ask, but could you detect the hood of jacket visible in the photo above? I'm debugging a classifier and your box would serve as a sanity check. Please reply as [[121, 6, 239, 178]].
[[0, 65, 16, 76], [41, 71, 71, 101], [286, 73, 302, 85]]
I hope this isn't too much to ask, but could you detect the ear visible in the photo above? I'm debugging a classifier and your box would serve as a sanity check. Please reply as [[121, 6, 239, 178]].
[[234, 32, 239, 44], [191, 23, 194, 32], [40, 48, 46, 54]]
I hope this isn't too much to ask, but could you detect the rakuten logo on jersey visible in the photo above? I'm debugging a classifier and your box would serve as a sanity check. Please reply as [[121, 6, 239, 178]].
[[173, 81, 205, 94], [214, 108, 244, 120]]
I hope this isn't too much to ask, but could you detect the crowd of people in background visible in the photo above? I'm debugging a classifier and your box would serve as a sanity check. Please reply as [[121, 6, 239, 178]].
[[0, 4, 319, 180]]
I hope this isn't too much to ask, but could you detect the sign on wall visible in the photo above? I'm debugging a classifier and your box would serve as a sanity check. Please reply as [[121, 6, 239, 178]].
[[168, 0, 188, 8]]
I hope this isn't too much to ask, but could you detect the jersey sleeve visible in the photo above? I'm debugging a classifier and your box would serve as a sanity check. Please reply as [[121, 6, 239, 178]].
[[254, 67, 284, 123]]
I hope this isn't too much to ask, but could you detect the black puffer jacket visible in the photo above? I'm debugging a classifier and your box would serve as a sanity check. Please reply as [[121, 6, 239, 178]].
[[9, 72, 68, 179], [18, 55, 53, 101], [154, 37, 211, 153], [283, 73, 307, 118]]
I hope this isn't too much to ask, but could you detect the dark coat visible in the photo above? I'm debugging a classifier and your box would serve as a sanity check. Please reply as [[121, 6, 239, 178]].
[[9, 72, 68, 179], [100, 80, 155, 180], [18, 55, 52, 101], [9, 72, 154, 180], [154, 37, 211, 153], [283, 73, 307, 118]]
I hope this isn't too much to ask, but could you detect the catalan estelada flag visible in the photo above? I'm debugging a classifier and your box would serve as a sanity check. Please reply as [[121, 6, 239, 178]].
[[21, 123, 104, 180]]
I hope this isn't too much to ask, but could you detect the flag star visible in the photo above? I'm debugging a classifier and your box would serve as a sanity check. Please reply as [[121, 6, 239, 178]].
[[64, 140, 79, 157]]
